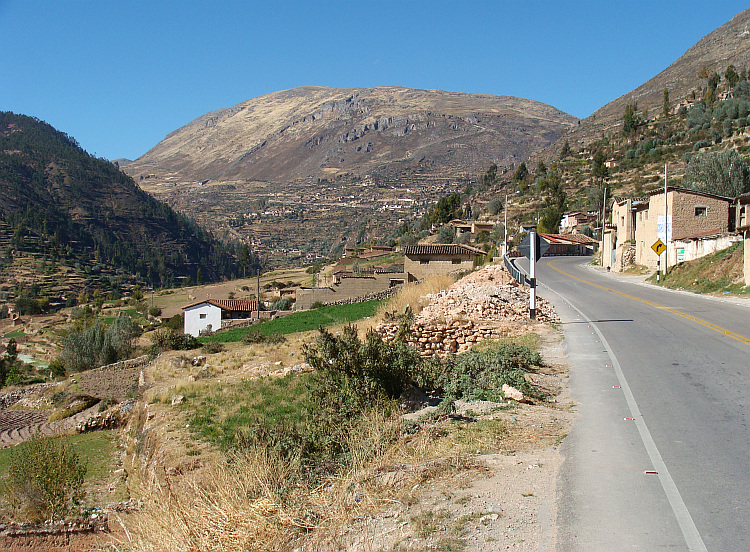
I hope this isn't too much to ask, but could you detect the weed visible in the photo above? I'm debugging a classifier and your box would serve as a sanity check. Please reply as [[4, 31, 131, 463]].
[[4, 436, 86, 522]]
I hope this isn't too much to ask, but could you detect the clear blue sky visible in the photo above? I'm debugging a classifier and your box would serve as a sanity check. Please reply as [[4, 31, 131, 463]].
[[1, 1, 748, 161]]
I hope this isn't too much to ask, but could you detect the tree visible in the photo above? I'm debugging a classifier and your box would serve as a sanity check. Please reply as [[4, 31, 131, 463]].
[[482, 163, 498, 190], [591, 149, 609, 182], [239, 243, 251, 277], [559, 141, 572, 160], [726, 64, 740, 88], [683, 151, 750, 197], [429, 193, 462, 224], [663, 88, 670, 119], [623, 102, 641, 136], [537, 160, 548, 175], [487, 197, 503, 216], [512, 162, 529, 182], [436, 226, 455, 244]]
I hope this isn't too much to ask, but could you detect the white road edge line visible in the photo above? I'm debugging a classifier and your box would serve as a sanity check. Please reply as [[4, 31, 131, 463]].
[[543, 284, 708, 552]]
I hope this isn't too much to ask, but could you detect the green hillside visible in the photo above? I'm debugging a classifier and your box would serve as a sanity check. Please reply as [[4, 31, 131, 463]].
[[0, 112, 254, 297]]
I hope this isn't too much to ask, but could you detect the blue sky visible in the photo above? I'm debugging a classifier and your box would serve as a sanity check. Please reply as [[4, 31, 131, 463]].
[[1, 1, 748, 161]]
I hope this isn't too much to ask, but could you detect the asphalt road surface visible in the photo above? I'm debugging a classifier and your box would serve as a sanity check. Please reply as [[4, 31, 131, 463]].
[[521, 256, 750, 551]]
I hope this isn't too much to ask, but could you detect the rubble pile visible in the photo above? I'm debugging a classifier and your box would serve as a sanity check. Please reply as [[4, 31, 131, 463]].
[[375, 264, 560, 356]]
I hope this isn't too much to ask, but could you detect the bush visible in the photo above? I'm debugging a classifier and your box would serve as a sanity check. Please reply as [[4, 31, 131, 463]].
[[57, 314, 138, 373], [5, 437, 86, 522], [150, 328, 200, 352], [201, 341, 225, 354], [242, 325, 286, 345], [271, 297, 292, 311], [303, 324, 420, 420], [416, 342, 543, 403], [164, 313, 184, 331], [148, 306, 162, 317]]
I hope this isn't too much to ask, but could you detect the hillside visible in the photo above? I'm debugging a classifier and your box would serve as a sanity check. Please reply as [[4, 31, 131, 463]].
[[0, 112, 245, 299], [543, 7, 750, 157], [124, 86, 576, 262]]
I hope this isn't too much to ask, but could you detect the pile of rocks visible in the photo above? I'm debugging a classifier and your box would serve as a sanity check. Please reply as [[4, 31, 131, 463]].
[[418, 265, 559, 324], [375, 264, 559, 356]]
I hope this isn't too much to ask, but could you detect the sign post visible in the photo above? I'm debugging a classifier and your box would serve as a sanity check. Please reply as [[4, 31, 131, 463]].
[[652, 239, 666, 283], [519, 230, 550, 319]]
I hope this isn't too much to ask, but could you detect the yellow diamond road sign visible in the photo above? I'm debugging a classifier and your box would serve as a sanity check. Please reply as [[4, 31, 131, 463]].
[[652, 239, 666, 255]]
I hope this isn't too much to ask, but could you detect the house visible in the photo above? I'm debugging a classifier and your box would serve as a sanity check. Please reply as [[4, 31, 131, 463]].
[[602, 187, 733, 272], [182, 299, 258, 337], [448, 220, 495, 236], [538, 233, 598, 256], [560, 211, 598, 233], [403, 244, 487, 280]]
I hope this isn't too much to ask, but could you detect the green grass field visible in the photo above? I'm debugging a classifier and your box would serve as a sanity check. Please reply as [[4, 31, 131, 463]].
[[182, 373, 311, 450], [201, 299, 382, 343]]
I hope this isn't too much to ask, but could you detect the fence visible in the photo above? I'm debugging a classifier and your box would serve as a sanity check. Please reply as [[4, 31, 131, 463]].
[[503, 255, 528, 287]]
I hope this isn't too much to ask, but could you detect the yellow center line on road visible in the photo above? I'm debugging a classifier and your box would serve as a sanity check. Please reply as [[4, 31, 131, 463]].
[[546, 260, 750, 347]]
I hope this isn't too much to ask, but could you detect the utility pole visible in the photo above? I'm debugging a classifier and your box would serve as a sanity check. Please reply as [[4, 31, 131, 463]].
[[503, 191, 508, 256], [529, 228, 537, 319], [664, 163, 669, 276]]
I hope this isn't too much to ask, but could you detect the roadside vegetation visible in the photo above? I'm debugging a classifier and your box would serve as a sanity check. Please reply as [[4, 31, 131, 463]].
[[653, 242, 749, 294], [126, 274, 551, 551]]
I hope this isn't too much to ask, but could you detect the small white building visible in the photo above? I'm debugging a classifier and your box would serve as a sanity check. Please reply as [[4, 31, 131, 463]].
[[182, 299, 258, 337]]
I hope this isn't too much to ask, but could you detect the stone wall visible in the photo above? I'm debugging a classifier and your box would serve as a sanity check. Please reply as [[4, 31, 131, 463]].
[[375, 319, 518, 357], [296, 273, 407, 310], [404, 256, 474, 281]]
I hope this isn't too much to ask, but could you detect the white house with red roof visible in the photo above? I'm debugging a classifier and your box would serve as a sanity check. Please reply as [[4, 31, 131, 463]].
[[182, 299, 258, 337]]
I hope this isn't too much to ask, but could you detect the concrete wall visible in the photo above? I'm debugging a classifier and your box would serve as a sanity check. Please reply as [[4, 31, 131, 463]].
[[671, 234, 740, 267], [404, 255, 475, 281], [184, 303, 222, 337], [745, 231, 750, 286], [296, 272, 408, 310]]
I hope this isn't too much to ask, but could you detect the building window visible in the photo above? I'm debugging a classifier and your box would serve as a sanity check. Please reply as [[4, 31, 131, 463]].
[[695, 206, 707, 216], [420, 259, 429, 265], [199, 313, 207, 319], [452, 259, 462, 264]]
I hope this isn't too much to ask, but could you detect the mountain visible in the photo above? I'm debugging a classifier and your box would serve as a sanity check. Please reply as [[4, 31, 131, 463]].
[[544, 7, 750, 155], [124, 86, 576, 262], [0, 112, 243, 294]]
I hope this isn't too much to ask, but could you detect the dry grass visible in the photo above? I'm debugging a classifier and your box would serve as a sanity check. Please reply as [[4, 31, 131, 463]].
[[122, 408, 500, 552], [375, 275, 456, 320]]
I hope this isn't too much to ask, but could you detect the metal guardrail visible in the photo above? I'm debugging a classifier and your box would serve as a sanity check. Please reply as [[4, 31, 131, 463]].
[[503, 254, 528, 287]]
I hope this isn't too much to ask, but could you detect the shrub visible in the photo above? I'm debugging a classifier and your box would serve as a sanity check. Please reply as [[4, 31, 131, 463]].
[[201, 341, 225, 354], [271, 297, 292, 311], [148, 306, 162, 318], [5, 437, 86, 522], [416, 342, 543, 403], [164, 313, 184, 331], [150, 329, 200, 352], [303, 324, 420, 420], [242, 325, 286, 345], [57, 314, 138, 373]]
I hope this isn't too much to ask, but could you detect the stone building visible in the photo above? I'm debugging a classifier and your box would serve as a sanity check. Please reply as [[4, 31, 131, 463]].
[[403, 244, 487, 280], [603, 187, 734, 272]]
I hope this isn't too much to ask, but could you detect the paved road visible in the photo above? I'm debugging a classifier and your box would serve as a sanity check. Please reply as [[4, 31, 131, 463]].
[[522, 256, 750, 551]]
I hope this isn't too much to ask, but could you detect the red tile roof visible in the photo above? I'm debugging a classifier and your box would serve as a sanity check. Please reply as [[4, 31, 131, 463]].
[[403, 244, 487, 256], [182, 299, 258, 311]]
